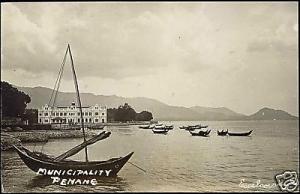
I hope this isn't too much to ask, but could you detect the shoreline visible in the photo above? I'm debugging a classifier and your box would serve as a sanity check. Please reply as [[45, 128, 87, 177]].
[[1, 130, 97, 151]]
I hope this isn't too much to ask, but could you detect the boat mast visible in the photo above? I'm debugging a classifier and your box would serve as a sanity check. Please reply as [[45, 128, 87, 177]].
[[67, 44, 89, 162]]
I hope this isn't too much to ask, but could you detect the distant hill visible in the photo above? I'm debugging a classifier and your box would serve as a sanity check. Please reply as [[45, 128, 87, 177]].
[[15, 85, 298, 121], [246, 107, 298, 120], [190, 106, 245, 120]]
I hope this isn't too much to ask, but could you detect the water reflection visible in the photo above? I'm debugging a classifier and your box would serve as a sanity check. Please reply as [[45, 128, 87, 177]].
[[26, 175, 129, 192]]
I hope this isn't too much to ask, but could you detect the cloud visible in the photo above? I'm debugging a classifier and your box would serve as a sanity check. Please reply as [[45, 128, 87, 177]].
[[1, 2, 298, 116]]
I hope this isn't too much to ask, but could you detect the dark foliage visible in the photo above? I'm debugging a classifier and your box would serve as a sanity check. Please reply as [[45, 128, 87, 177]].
[[107, 103, 153, 122], [1, 81, 31, 117]]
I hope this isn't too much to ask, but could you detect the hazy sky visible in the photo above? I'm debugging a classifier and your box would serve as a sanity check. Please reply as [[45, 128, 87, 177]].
[[1, 2, 298, 116]]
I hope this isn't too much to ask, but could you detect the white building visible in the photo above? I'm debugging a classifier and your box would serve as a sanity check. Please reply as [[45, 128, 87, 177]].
[[38, 102, 107, 125]]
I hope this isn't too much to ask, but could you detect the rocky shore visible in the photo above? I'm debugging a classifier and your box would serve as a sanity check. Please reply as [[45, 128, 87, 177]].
[[1, 130, 97, 151]]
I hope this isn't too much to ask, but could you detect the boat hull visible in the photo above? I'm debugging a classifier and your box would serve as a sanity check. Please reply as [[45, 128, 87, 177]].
[[228, 130, 253, 136], [217, 130, 228, 136], [14, 146, 133, 177], [152, 129, 169, 134], [189, 130, 211, 137]]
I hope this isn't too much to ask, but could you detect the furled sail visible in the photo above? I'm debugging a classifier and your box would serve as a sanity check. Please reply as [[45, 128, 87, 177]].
[[54, 131, 111, 162]]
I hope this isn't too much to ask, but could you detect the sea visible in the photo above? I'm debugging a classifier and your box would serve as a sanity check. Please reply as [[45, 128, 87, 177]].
[[1, 120, 299, 192]]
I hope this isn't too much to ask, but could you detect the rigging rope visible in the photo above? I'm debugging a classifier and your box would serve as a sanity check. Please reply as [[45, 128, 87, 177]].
[[40, 47, 68, 154], [48, 47, 68, 107], [128, 161, 147, 173]]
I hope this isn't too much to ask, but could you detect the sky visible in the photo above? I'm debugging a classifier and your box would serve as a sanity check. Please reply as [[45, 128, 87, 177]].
[[1, 2, 298, 116]]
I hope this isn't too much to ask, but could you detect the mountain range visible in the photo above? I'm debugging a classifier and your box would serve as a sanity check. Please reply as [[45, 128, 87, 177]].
[[16, 86, 298, 121]]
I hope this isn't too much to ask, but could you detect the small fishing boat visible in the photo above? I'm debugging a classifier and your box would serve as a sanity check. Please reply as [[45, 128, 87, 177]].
[[152, 128, 169, 134], [185, 126, 197, 131], [139, 125, 150, 129], [14, 144, 133, 177], [189, 129, 211, 137], [184, 124, 208, 131], [154, 124, 165, 129], [179, 126, 187, 129], [87, 125, 105, 130], [165, 125, 174, 130], [217, 129, 228, 136], [197, 124, 208, 128], [148, 124, 155, 129], [14, 44, 134, 177], [228, 130, 253, 136]]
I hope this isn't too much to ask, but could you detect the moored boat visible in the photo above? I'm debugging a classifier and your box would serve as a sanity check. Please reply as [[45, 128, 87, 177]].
[[165, 125, 174, 130], [87, 125, 105, 130], [14, 44, 134, 177], [217, 129, 228, 136], [152, 128, 169, 134], [228, 130, 253, 136], [14, 145, 133, 177], [189, 129, 211, 137], [139, 125, 150, 129]]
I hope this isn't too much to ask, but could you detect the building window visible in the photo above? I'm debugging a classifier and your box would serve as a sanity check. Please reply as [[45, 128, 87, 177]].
[[39, 113, 42, 116], [85, 118, 88, 122], [45, 119, 48, 123], [89, 118, 92, 122], [64, 113, 67, 116], [89, 112, 92, 116], [39, 119, 42, 123], [78, 112, 80, 116], [95, 119, 98, 123], [78, 119, 80, 123], [95, 112, 99, 116], [102, 119, 105, 123], [44, 113, 48, 116], [102, 113, 105, 116], [60, 112, 63, 116], [56, 113, 59, 116], [51, 113, 55, 116]]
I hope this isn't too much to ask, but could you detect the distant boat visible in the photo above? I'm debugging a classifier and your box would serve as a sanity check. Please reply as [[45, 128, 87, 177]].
[[152, 128, 169, 134], [165, 125, 174, 130], [179, 126, 187, 129], [184, 124, 208, 131], [139, 125, 150, 129], [228, 130, 253, 136], [217, 129, 228, 136], [154, 124, 165, 129], [189, 129, 211, 137], [87, 125, 105, 130]]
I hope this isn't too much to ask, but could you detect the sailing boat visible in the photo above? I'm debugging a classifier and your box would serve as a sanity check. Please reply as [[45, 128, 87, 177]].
[[14, 44, 134, 177]]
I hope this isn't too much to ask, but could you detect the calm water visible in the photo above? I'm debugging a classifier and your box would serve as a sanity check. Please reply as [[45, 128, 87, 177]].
[[2, 120, 299, 192]]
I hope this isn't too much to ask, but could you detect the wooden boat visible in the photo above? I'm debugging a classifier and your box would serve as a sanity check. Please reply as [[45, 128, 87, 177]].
[[189, 129, 211, 137], [165, 125, 174, 130], [228, 130, 253, 136], [184, 124, 208, 131], [87, 125, 105, 130], [152, 128, 169, 134], [14, 145, 133, 177], [14, 44, 134, 177], [139, 125, 150, 129], [185, 126, 197, 131], [217, 129, 228, 136], [197, 124, 208, 129]]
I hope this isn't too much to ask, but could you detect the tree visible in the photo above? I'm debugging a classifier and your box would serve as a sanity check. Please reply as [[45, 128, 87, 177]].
[[114, 103, 136, 122], [22, 109, 38, 124], [1, 81, 31, 118], [136, 111, 153, 121], [108, 103, 153, 122]]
